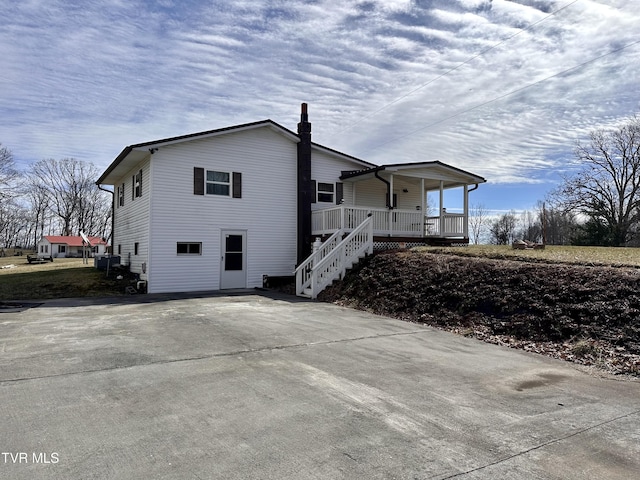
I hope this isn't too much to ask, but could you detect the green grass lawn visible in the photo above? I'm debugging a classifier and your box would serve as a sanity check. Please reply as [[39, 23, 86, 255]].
[[416, 244, 640, 267], [0, 256, 127, 301]]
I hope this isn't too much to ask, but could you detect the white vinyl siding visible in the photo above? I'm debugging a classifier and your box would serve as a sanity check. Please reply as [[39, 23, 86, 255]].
[[112, 157, 151, 278], [147, 126, 297, 293], [37, 239, 51, 256], [352, 178, 387, 209], [392, 177, 423, 210], [350, 176, 422, 210], [310, 148, 365, 210]]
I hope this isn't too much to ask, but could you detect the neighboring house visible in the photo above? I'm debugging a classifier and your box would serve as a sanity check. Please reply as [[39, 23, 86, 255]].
[[38, 235, 109, 258], [96, 104, 486, 296]]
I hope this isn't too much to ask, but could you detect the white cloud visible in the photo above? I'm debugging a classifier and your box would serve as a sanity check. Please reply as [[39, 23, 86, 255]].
[[0, 0, 638, 211]]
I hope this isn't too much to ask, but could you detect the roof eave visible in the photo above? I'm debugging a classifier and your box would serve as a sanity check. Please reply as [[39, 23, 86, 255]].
[[340, 166, 386, 181], [312, 143, 377, 169], [97, 119, 298, 185], [339, 161, 486, 185]]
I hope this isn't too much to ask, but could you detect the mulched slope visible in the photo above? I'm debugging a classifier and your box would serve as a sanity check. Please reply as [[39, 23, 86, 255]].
[[319, 250, 640, 376]]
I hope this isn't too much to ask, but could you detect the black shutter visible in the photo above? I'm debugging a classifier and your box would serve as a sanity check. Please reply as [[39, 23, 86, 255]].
[[132, 176, 135, 200], [336, 182, 343, 205], [232, 172, 242, 198], [385, 193, 398, 208], [311, 180, 316, 204], [194, 167, 204, 195], [138, 169, 142, 197]]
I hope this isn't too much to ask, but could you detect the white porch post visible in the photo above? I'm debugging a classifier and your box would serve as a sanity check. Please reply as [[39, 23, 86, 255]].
[[439, 180, 444, 236], [388, 174, 394, 236], [463, 184, 469, 238], [420, 178, 425, 236]]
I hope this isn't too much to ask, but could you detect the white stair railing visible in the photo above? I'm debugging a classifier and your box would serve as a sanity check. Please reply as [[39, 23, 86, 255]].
[[295, 228, 344, 296], [296, 215, 373, 299]]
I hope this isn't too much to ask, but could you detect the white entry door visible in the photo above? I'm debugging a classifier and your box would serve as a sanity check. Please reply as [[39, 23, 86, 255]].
[[220, 230, 247, 289]]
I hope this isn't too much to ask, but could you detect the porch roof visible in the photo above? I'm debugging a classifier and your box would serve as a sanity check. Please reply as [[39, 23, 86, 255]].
[[340, 161, 486, 188]]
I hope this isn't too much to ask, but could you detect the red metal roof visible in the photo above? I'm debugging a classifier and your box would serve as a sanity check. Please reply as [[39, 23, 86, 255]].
[[43, 236, 108, 247]]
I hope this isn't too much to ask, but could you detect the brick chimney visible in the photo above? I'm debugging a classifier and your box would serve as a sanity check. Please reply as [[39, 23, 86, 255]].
[[297, 103, 313, 263]]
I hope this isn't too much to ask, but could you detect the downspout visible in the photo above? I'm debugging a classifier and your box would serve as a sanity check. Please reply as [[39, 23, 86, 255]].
[[97, 184, 114, 250], [465, 184, 479, 240], [375, 170, 393, 237], [374, 170, 391, 208]]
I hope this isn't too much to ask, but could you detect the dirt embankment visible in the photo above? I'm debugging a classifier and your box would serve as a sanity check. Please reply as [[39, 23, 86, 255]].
[[319, 250, 640, 376]]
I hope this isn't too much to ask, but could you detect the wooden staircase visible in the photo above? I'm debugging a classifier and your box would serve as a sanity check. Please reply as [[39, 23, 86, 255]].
[[295, 215, 373, 299]]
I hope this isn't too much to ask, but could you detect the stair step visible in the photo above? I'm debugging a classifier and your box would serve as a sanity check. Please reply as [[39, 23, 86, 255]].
[[295, 220, 373, 298]]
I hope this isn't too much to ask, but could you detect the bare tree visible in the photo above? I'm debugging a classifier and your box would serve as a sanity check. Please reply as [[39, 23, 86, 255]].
[[489, 211, 518, 245], [0, 144, 19, 200], [552, 115, 640, 246], [425, 193, 437, 217], [23, 182, 51, 248], [0, 198, 27, 248], [518, 210, 542, 243], [469, 203, 489, 244], [77, 184, 112, 241], [28, 158, 110, 237], [538, 202, 577, 245]]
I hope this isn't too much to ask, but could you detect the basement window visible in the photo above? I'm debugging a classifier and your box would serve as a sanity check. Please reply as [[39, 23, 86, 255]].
[[317, 182, 334, 203], [177, 242, 202, 255]]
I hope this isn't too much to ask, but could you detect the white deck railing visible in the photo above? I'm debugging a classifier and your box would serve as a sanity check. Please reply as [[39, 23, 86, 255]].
[[425, 214, 466, 237], [296, 216, 373, 299], [312, 206, 466, 237]]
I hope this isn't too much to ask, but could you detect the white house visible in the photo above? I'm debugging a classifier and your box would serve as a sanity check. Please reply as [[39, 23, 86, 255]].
[[38, 235, 109, 258], [96, 104, 486, 296]]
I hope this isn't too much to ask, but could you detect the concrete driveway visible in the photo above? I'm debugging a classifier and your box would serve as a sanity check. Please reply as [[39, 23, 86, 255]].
[[1, 291, 639, 479]]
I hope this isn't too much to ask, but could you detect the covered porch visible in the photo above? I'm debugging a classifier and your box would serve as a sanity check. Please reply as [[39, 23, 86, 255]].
[[312, 161, 486, 242], [312, 205, 466, 239]]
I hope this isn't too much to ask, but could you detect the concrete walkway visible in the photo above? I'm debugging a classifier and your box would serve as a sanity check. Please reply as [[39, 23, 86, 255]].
[[1, 291, 639, 479]]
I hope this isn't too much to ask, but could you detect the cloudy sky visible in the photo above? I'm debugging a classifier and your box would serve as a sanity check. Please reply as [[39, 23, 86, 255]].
[[1, 0, 639, 213]]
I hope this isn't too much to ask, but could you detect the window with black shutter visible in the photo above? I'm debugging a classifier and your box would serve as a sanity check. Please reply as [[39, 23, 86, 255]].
[[194, 168, 242, 198], [317, 182, 334, 203]]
